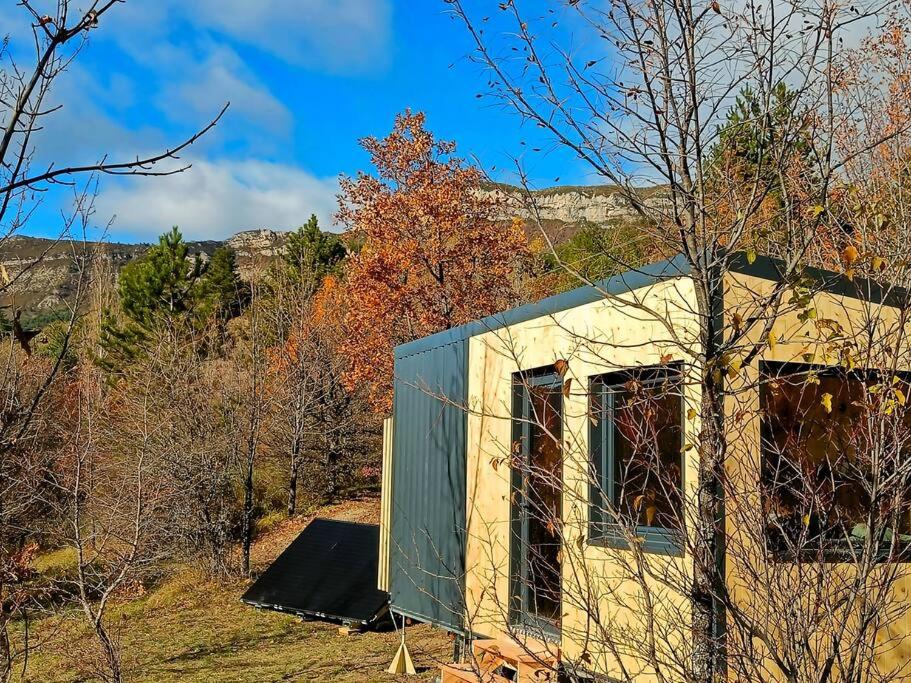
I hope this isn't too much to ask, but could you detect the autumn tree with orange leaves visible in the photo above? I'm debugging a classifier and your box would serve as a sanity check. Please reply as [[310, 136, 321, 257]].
[[337, 110, 529, 412]]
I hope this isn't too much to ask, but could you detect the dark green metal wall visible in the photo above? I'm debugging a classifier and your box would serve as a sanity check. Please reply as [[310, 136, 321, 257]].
[[389, 339, 468, 632]]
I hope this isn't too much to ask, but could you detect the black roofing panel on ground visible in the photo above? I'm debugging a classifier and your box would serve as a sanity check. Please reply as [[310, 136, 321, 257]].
[[241, 518, 388, 625]]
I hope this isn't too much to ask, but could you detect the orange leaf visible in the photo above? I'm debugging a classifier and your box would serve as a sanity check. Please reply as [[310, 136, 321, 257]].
[[842, 244, 859, 266]]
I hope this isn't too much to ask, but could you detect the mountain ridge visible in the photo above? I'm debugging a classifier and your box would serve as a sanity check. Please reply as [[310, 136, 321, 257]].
[[1, 184, 656, 320]]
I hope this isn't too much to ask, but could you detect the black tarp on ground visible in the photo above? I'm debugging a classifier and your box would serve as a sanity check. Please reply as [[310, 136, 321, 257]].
[[241, 518, 388, 625]]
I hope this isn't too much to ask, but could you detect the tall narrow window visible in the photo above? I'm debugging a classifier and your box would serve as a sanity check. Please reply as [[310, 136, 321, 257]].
[[510, 368, 563, 634], [590, 366, 684, 553]]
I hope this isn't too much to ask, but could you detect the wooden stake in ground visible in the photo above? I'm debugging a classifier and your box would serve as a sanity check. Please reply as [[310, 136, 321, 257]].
[[387, 623, 416, 675]]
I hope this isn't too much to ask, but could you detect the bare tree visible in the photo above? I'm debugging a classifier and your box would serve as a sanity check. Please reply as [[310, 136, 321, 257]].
[[233, 274, 269, 577]]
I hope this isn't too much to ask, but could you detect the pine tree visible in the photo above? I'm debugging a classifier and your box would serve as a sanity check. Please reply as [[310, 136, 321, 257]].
[[282, 215, 346, 291], [100, 227, 249, 370], [118, 226, 204, 327], [198, 246, 248, 320]]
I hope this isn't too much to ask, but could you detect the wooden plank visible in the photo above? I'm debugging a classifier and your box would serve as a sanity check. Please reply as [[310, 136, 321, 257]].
[[377, 417, 393, 592], [472, 637, 559, 666], [440, 663, 511, 683], [337, 624, 364, 637]]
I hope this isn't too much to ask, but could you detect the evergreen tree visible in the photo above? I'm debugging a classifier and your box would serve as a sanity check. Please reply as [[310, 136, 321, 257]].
[[710, 83, 812, 194], [118, 226, 204, 327], [282, 215, 346, 289], [706, 84, 817, 253], [198, 246, 248, 319], [100, 227, 249, 370]]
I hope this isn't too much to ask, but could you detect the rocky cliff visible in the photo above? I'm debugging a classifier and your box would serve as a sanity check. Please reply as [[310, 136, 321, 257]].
[[481, 183, 668, 225]]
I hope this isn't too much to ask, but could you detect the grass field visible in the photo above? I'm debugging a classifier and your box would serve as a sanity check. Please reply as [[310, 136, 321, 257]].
[[21, 498, 451, 682]]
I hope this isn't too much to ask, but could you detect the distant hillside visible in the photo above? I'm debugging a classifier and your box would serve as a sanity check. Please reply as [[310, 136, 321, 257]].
[[481, 182, 669, 226], [0, 229, 287, 325], [1, 184, 662, 323]]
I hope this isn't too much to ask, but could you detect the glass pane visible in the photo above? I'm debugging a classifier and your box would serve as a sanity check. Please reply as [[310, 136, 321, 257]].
[[525, 384, 562, 624], [761, 368, 911, 550], [612, 376, 683, 531]]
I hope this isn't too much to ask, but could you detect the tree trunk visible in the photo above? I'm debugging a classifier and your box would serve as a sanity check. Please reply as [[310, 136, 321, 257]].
[[288, 432, 301, 516], [94, 619, 121, 683], [241, 458, 254, 576], [241, 423, 258, 576], [692, 267, 727, 682], [287, 463, 298, 517]]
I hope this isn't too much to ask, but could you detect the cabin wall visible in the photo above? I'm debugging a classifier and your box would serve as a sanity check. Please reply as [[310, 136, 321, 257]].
[[389, 340, 469, 632], [723, 270, 911, 681], [465, 276, 703, 681]]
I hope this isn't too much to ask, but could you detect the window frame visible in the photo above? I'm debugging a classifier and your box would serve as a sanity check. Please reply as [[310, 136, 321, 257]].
[[508, 366, 564, 638], [588, 363, 685, 556], [759, 360, 911, 561]]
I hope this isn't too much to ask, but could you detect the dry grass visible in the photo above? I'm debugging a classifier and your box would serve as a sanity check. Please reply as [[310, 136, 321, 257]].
[[20, 497, 450, 682]]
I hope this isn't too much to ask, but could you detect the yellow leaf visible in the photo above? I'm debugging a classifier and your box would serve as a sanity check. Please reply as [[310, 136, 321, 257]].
[[842, 244, 859, 265], [687, 408, 697, 421], [746, 248, 757, 265], [872, 256, 886, 272], [727, 356, 742, 379], [845, 268, 855, 282], [767, 330, 777, 350], [895, 388, 907, 406], [803, 513, 812, 528], [808, 204, 825, 218], [683, 442, 695, 452], [820, 392, 833, 414]]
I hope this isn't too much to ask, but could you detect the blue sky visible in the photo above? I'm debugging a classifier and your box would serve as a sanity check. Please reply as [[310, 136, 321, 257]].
[[3, 1, 593, 243]]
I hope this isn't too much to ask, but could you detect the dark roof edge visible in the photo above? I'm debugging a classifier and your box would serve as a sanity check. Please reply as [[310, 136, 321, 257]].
[[394, 253, 692, 360], [728, 252, 910, 309], [395, 250, 911, 361]]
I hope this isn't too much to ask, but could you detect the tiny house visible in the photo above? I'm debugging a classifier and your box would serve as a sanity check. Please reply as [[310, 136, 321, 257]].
[[377, 253, 911, 681]]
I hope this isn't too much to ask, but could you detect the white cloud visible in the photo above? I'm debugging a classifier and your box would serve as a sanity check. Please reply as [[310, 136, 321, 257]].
[[159, 45, 292, 138], [111, 0, 392, 74], [0, 0, 391, 242], [176, 0, 391, 73], [95, 159, 340, 241]]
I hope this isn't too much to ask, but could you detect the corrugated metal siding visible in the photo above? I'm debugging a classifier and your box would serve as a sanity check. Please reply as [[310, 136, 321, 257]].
[[389, 339, 468, 632], [378, 417, 393, 592]]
